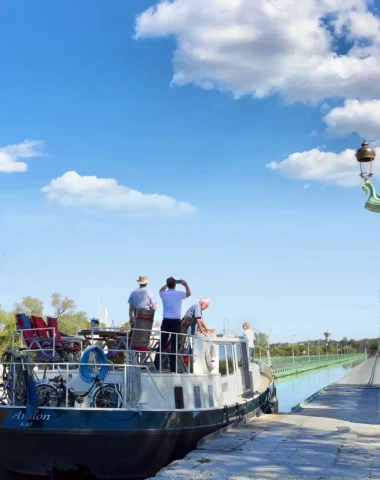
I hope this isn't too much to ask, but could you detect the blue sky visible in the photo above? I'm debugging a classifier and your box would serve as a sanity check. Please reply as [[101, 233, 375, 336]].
[[1, 0, 380, 343]]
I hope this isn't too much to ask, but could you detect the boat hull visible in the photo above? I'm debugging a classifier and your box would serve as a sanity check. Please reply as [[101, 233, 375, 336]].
[[0, 387, 275, 478]]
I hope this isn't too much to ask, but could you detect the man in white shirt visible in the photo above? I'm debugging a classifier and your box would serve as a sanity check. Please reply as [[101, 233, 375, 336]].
[[128, 275, 157, 324], [154, 277, 191, 372]]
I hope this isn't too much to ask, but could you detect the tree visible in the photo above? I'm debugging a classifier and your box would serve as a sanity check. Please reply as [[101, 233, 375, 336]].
[[0, 306, 16, 352], [58, 311, 89, 335], [50, 293, 89, 335], [14, 296, 43, 317], [255, 332, 269, 350], [51, 293, 76, 318]]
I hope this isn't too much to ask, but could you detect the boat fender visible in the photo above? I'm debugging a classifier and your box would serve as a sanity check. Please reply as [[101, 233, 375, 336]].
[[267, 387, 279, 414], [205, 343, 217, 372]]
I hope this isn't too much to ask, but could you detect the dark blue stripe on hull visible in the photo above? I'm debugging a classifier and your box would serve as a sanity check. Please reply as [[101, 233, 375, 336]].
[[0, 389, 273, 478]]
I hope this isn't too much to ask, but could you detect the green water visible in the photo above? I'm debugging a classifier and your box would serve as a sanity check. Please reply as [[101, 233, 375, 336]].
[[275, 359, 365, 413]]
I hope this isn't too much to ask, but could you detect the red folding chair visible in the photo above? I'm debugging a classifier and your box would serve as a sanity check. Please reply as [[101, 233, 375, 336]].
[[15, 314, 60, 362], [115, 309, 155, 367], [47, 317, 82, 361]]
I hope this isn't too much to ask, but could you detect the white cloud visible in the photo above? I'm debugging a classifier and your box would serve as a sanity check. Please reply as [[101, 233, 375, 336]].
[[41, 171, 197, 217], [266, 147, 380, 187], [0, 140, 43, 173], [323, 99, 380, 140], [135, 0, 380, 102]]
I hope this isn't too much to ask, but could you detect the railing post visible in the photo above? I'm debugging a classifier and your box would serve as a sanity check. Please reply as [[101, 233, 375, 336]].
[[12, 362, 15, 406], [66, 362, 69, 408], [123, 364, 127, 405]]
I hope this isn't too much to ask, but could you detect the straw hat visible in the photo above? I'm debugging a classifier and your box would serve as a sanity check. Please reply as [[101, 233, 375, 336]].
[[137, 274, 149, 284]]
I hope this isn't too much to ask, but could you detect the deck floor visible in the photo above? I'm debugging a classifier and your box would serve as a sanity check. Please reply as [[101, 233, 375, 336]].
[[152, 357, 380, 479]]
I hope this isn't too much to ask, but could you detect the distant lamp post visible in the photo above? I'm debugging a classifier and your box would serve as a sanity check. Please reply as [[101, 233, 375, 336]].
[[291, 334, 295, 364], [267, 328, 272, 355], [223, 318, 229, 335], [317, 340, 320, 361], [308, 340, 310, 362], [323, 329, 331, 360]]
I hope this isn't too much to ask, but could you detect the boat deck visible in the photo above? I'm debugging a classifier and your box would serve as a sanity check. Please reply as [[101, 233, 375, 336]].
[[151, 356, 380, 479]]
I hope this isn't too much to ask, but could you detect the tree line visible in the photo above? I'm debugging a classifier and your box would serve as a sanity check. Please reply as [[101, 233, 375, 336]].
[[268, 336, 376, 357], [0, 293, 89, 352], [0, 297, 376, 357]]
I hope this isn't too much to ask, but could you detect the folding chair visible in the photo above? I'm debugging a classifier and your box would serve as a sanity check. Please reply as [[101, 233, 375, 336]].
[[15, 314, 60, 362], [46, 317, 82, 362], [117, 309, 155, 368], [16, 314, 46, 351]]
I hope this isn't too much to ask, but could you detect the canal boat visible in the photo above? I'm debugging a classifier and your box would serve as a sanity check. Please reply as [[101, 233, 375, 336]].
[[0, 313, 277, 478]]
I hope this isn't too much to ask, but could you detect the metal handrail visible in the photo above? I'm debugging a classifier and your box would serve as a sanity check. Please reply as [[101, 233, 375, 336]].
[[254, 345, 271, 367], [1, 361, 151, 409], [8, 327, 198, 375], [261, 352, 364, 366]]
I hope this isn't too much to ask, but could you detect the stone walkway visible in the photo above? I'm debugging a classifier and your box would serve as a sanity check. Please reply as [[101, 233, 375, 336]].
[[152, 357, 380, 480]]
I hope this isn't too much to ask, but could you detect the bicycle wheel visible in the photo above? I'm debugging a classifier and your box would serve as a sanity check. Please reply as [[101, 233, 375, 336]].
[[92, 385, 120, 408], [0, 385, 11, 405], [36, 383, 60, 407], [7, 365, 27, 406]]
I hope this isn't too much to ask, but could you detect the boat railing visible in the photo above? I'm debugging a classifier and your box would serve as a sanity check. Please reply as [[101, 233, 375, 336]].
[[102, 327, 197, 375], [7, 326, 198, 375], [0, 359, 170, 409], [254, 345, 272, 367]]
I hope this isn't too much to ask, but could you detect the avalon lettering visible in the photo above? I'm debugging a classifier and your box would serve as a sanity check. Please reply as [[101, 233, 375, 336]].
[[11, 411, 50, 422]]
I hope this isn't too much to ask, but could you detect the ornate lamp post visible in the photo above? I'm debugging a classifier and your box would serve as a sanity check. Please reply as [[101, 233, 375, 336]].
[[356, 140, 380, 213], [356, 140, 376, 181]]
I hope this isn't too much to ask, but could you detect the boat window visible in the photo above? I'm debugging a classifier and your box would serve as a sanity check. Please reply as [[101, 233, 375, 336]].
[[226, 344, 234, 374], [194, 386, 201, 408], [208, 385, 214, 407], [219, 345, 227, 376], [174, 386, 184, 409], [236, 343, 243, 368]]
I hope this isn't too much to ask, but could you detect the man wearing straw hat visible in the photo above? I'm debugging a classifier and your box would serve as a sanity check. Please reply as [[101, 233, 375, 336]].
[[128, 275, 157, 323]]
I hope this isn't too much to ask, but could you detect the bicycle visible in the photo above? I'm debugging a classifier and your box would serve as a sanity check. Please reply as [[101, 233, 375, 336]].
[[0, 350, 30, 406], [35, 374, 122, 408]]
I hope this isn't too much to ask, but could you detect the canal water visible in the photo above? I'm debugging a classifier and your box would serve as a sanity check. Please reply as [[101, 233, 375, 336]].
[[276, 359, 365, 413]]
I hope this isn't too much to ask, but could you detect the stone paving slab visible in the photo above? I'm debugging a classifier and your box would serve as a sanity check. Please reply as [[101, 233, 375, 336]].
[[151, 358, 380, 479]]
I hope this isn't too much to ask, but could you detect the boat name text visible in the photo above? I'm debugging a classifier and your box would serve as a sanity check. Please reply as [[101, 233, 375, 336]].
[[11, 411, 51, 426]]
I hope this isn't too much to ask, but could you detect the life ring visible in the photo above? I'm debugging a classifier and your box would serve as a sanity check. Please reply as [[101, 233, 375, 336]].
[[205, 343, 217, 372]]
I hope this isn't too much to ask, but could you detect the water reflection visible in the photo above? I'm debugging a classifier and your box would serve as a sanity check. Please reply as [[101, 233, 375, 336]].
[[276, 359, 365, 413]]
